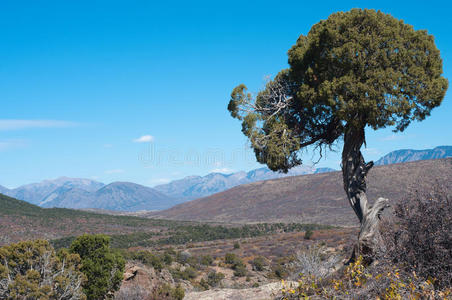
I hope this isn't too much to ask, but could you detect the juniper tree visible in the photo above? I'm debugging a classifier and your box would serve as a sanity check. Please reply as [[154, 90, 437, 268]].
[[228, 9, 448, 263]]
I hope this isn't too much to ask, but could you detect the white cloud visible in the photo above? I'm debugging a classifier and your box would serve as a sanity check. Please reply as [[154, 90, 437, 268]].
[[133, 135, 154, 143], [149, 178, 171, 185], [379, 134, 414, 142], [0, 120, 77, 131], [210, 167, 234, 174], [104, 169, 124, 174]]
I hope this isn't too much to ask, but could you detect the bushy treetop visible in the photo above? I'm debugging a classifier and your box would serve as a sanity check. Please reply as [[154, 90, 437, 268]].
[[229, 9, 448, 172]]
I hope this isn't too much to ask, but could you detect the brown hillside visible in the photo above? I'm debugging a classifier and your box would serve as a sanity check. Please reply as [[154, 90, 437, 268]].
[[150, 158, 452, 226]]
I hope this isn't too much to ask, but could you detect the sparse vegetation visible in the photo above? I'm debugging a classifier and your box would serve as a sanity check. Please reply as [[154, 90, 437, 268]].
[[381, 185, 452, 289]]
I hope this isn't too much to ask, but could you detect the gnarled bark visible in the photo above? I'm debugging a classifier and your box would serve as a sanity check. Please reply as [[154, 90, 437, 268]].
[[342, 126, 389, 264]]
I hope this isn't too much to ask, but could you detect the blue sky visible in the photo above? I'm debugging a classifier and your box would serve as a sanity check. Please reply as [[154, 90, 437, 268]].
[[1, 0, 451, 188]]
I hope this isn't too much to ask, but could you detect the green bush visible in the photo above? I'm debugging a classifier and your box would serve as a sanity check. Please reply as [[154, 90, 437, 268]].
[[152, 283, 185, 300], [233, 241, 240, 249], [207, 270, 225, 287], [225, 253, 238, 265], [163, 252, 174, 265], [251, 256, 266, 271], [69, 234, 125, 300], [234, 264, 247, 277], [304, 229, 313, 240], [200, 255, 213, 266], [170, 266, 197, 281]]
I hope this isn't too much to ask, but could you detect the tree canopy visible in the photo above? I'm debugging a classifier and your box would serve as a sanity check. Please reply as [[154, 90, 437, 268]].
[[0, 240, 86, 299], [69, 234, 124, 300], [228, 8, 448, 172]]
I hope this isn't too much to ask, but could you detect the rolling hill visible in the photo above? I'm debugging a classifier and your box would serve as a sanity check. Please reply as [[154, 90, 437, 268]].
[[0, 192, 181, 245], [149, 158, 452, 226]]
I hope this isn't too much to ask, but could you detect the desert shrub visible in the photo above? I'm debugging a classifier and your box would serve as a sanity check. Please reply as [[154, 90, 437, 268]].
[[381, 185, 452, 289], [151, 283, 185, 300], [225, 253, 245, 270], [272, 264, 288, 279], [224, 252, 237, 265], [200, 255, 213, 266], [233, 241, 240, 249], [279, 256, 451, 299], [170, 266, 197, 281], [69, 234, 125, 300], [199, 278, 209, 290], [233, 264, 247, 277], [251, 256, 267, 271], [206, 270, 225, 287], [163, 252, 173, 265], [292, 245, 341, 279], [176, 251, 191, 264], [0, 240, 86, 299], [130, 251, 164, 271], [304, 229, 313, 240]]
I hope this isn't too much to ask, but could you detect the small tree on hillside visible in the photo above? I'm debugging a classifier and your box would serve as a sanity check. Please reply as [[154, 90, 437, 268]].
[[0, 240, 86, 299], [70, 234, 124, 299], [228, 9, 448, 263]]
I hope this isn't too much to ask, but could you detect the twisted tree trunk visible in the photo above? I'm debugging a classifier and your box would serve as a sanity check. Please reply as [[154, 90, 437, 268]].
[[341, 126, 389, 264]]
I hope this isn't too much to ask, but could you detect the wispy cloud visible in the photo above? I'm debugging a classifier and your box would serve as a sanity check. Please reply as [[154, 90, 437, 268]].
[[0, 140, 27, 151], [0, 120, 78, 131], [133, 135, 154, 143], [149, 178, 171, 185], [210, 167, 234, 174], [104, 169, 124, 174]]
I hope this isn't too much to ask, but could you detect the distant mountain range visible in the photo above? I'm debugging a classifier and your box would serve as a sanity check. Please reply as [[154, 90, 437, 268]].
[[153, 165, 335, 201], [0, 178, 175, 211], [1, 146, 450, 212], [375, 145, 452, 165]]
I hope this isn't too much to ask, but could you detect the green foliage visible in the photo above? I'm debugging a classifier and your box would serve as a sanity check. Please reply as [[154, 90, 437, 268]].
[[229, 8, 448, 172], [207, 270, 225, 287], [50, 222, 330, 250], [163, 251, 174, 265], [273, 264, 288, 279], [233, 241, 240, 249], [69, 234, 125, 300], [172, 284, 185, 300], [233, 264, 247, 277], [251, 256, 267, 271], [0, 240, 86, 299], [152, 283, 185, 300], [127, 250, 164, 271], [224, 253, 247, 276], [199, 278, 209, 290], [225, 253, 238, 265], [304, 229, 313, 240], [200, 255, 213, 266], [170, 266, 197, 281]]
